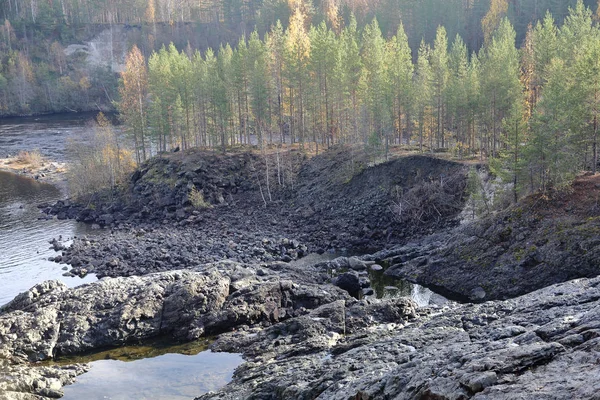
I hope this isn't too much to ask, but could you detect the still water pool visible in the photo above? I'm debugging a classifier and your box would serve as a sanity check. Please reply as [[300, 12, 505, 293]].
[[45, 339, 243, 400]]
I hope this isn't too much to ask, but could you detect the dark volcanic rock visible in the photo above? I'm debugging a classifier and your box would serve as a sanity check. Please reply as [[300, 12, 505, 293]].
[[383, 183, 600, 301], [0, 271, 231, 361], [45, 147, 469, 268], [0, 261, 351, 399], [0, 267, 348, 362], [332, 271, 361, 298], [198, 276, 600, 400]]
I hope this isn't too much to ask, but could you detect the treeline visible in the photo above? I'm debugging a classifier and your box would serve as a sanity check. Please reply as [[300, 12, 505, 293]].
[[0, 18, 118, 115], [0, 0, 595, 117], [1, 0, 595, 50], [118, 0, 600, 198]]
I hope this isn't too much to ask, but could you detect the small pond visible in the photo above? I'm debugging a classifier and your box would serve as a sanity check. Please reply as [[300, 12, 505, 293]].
[[292, 253, 445, 307], [48, 338, 243, 400]]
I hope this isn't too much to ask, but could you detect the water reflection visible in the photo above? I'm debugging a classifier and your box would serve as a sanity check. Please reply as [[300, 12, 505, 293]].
[[55, 339, 243, 400], [368, 266, 435, 306]]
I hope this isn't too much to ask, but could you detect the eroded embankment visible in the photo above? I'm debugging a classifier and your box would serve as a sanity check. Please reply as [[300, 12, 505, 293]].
[[44, 146, 468, 278], [384, 174, 600, 301]]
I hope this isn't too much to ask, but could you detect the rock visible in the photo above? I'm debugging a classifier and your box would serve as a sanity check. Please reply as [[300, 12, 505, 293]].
[[348, 257, 367, 271], [470, 286, 486, 301], [332, 272, 361, 298], [370, 264, 383, 271], [197, 275, 600, 400]]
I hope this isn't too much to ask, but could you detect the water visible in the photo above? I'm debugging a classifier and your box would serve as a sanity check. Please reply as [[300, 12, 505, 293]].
[[0, 113, 105, 161], [47, 339, 243, 400], [292, 254, 443, 306], [368, 266, 438, 306], [0, 114, 103, 305], [0, 171, 97, 305]]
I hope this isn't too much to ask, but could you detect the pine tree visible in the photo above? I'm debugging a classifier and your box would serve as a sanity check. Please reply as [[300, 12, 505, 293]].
[[309, 21, 337, 149], [267, 20, 287, 143], [248, 30, 271, 146], [415, 40, 433, 153], [232, 37, 250, 144], [526, 58, 580, 192], [339, 14, 362, 143], [360, 18, 390, 158], [574, 30, 600, 173], [118, 45, 148, 164], [480, 18, 521, 158], [285, 4, 311, 145], [430, 25, 450, 148], [387, 22, 414, 147], [447, 34, 470, 155]]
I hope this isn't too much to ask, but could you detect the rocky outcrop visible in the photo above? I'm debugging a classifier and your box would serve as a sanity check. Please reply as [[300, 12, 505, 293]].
[[382, 175, 600, 301], [0, 261, 350, 399], [0, 266, 347, 362], [198, 275, 600, 400], [0, 357, 89, 400], [0, 271, 230, 361]]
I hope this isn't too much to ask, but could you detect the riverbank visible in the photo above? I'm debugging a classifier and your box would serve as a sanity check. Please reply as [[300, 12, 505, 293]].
[[3, 145, 600, 399], [0, 154, 68, 189], [43, 146, 468, 279], [2, 258, 600, 399]]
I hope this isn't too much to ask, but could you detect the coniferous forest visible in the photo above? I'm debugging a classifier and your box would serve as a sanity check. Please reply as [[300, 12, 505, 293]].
[[2, 0, 600, 198]]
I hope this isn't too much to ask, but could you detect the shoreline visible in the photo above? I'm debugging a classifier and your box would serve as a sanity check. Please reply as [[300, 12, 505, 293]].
[[0, 156, 70, 193]]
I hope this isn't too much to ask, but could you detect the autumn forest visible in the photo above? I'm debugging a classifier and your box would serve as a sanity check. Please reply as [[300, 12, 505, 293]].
[[2, 0, 600, 199]]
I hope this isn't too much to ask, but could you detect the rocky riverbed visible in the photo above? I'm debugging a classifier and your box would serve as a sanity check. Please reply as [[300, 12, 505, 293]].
[[3, 147, 600, 399], [42, 147, 468, 279], [2, 257, 600, 399]]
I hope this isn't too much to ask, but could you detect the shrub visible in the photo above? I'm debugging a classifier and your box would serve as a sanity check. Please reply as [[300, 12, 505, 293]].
[[67, 113, 136, 198], [16, 149, 44, 168], [188, 186, 211, 209]]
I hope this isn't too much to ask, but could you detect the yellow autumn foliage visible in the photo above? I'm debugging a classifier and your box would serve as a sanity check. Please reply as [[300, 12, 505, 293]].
[[67, 113, 136, 198]]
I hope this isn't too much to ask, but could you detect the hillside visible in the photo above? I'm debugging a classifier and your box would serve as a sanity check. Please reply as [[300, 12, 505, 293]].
[[384, 173, 600, 301], [45, 146, 468, 277]]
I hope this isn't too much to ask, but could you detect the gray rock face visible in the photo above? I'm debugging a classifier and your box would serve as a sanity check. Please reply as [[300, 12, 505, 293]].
[[0, 263, 350, 399], [383, 207, 600, 301], [0, 271, 231, 361], [0, 357, 89, 400], [198, 276, 600, 400]]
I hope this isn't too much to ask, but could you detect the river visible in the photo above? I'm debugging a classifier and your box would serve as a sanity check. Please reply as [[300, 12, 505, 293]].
[[0, 114, 244, 398], [0, 114, 104, 305]]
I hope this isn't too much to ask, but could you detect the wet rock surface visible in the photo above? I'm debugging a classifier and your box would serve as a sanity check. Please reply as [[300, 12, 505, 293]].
[[0, 356, 89, 400], [3, 244, 600, 399], [0, 261, 350, 399]]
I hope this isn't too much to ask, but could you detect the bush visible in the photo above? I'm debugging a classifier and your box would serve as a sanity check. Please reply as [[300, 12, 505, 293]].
[[67, 113, 136, 198], [16, 149, 44, 168], [188, 186, 211, 209]]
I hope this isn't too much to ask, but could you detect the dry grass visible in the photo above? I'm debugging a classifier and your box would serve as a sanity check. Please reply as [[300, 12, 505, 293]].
[[188, 186, 212, 209], [16, 149, 44, 168]]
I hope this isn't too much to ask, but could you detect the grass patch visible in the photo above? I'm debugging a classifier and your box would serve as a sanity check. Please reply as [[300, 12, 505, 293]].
[[16, 149, 44, 168], [189, 186, 212, 209]]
